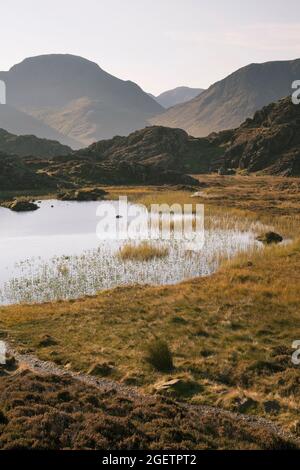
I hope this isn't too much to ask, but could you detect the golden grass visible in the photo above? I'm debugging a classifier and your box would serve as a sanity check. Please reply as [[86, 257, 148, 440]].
[[118, 242, 169, 262], [1, 237, 300, 430], [127, 176, 300, 238], [1, 175, 300, 433]]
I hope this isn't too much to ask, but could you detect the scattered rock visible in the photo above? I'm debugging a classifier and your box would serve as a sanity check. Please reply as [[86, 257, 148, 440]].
[[5, 199, 39, 212], [264, 400, 281, 414], [218, 390, 259, 413], [87, 361, 115, 377], [153, 377, 202, 397], [37, 335, 58, 348], [121, 373, 143, 386], [238, 397, 259, 413], [256, 232, 283, 245]]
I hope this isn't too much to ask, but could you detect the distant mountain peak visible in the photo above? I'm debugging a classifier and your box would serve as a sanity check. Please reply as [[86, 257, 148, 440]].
[[0, 54, 163, 147], [152, 86, 204, 108]]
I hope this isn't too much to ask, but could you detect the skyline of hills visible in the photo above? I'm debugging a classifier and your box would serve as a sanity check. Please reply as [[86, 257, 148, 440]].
[[0, 54, 164, 147], [151, 58, 300, 137]]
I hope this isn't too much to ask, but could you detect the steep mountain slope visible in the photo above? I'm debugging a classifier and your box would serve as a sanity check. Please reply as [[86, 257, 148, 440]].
[[0, 54, 163, 147], [0, 104, 80, 148], [210, 96, 300, 176], [0, 128, 72, 158], [154, 86, 204, 108], [151, 59, 300, 137]]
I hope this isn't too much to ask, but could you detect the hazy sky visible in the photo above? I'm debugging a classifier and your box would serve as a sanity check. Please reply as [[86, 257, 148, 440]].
[[1, 0, 300, 94]]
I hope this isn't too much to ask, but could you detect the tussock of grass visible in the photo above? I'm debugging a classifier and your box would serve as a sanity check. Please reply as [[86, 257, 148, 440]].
[[144, 339, 174, 372], [118, 242, 169, 262]]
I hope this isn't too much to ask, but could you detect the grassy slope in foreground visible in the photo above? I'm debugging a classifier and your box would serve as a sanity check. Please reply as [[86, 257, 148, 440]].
[[1, 240, 300, 430], [1, 176, 300, 434]]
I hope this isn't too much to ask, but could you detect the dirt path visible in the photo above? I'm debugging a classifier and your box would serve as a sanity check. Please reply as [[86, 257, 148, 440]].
[[4, 342, 300, 447]]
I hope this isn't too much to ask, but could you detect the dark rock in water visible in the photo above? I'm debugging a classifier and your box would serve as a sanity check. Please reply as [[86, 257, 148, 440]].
[[256, 232, 283, 245], [5, 199, 39, 212], [57, 187, 108, 201]]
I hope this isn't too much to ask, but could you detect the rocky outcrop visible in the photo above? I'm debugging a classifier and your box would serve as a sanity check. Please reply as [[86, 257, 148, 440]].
[[77, 125, 222, 174], [3, 95, 300, 192], [22, 128, 204, 187], [209, 97, 300, 176]]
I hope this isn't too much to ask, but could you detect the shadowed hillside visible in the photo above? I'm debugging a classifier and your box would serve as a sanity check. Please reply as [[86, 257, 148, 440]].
[[0, 152, 55, 190], [0, 104, 80, 148], [0, 128, 72, 158]]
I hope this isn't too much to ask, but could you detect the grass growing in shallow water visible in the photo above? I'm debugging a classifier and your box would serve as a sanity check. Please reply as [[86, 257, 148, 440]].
[[119, 242, 169, 262], [0, 230, 259, 305]]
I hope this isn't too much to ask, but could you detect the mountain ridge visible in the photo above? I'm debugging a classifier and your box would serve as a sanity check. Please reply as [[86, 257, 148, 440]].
[[150, 59, 300, 137]]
